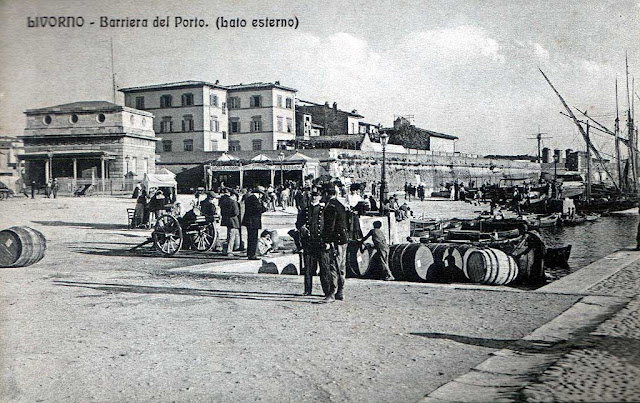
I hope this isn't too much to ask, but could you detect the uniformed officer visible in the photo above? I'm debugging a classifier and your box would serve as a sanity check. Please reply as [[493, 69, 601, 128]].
[[295, 190, 330, 296]]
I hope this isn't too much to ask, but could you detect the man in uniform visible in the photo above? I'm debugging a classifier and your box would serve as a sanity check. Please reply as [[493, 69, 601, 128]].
[[322, 187, 349, 302], [242, 186, 267, 260], [296, 191, 329, 296]]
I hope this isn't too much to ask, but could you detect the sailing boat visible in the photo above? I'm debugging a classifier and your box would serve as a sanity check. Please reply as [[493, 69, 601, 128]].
[[539, 68, 639, 215]]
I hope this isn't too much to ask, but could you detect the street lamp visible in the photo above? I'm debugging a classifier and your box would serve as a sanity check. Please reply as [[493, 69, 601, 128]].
[[379, 132, 389, 215], [47, 151, 53, 183], [278, 151, 285, 187]]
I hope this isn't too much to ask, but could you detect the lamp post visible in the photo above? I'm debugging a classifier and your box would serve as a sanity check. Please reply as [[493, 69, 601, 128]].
[[380, 132, 389, 215], [278, 151, 285, 187], [47, 151, 53, 183]]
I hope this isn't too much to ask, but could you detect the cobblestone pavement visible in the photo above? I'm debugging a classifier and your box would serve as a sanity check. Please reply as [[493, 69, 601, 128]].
[[521, 259, 640, 402]]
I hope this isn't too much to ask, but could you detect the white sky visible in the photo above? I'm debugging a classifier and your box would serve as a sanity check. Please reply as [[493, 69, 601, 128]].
[[1, 0, 639, 155]]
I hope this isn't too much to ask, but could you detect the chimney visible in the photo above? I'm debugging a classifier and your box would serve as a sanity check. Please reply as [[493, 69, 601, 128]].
[[215, 80, 219, 85], [275, 81, 280, 85], [542, 147, 550, 163], [333, 102, 337, 111], [352, 109, 358, 114]]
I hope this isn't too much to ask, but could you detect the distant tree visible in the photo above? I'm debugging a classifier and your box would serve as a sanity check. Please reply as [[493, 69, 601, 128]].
[[388, 122, 430, 150]]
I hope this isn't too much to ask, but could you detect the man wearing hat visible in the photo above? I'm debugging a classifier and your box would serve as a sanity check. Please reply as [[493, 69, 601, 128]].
[[242, 186, 268, 260], [219, 188, 241, 255], [295, 190, 329, 296], [322, 187, 349, 302]]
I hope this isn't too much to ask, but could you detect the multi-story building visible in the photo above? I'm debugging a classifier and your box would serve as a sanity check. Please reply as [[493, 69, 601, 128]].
[[120, 81, 229, 156], [226, 82, 297, 151], [20, 101, 156, 186], [120, 80, 297, 158], [296, 100, 364, 137]]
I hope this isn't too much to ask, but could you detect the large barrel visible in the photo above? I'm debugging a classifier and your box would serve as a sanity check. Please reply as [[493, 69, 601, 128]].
[[424, 243, 467, 283], [0, 226, 47, 268], [388, 243, 434, 282], [462, 247, 518, 285], [346, 241, 373, 278]]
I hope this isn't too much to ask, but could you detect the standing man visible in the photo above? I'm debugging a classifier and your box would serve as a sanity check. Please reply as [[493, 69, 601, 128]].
[[322, 187, 349, 302], [242, 186, 267, 260], [52, 178, 59, 198], [360, 220, 394, 281], [296, 191, 329, 296], [220, 189, 241, 255], [31, 181, 36, 199]]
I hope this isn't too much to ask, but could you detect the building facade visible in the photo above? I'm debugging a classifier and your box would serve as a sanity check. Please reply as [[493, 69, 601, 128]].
[[296, 100, 364, 138], [120, 81, 297, 158], [121, 81, 229, 155], [20, 101, 157, 186]]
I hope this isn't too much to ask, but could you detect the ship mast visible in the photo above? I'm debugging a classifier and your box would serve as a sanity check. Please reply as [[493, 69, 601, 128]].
[[626, 53, 637, 192], [615, 79, 623, 190], [539, 68, 620, 192]]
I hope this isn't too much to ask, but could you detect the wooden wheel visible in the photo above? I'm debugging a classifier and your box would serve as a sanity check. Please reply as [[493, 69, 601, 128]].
[[189, 222, 218, 252], [153, 214, 183, 256]]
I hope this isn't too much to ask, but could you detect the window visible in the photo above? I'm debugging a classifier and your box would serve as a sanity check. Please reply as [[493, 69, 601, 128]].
[[162, 140, 172, 152], [70, 114, 78, 124], [277, 116, 283, 132], [277, 95, 283, 108], [210, 117, 219, 132], [97, 114, 106, 123], [183, 139, 194, 152], [182, 115, 194, 131], [222, 130, 227, 139], [229, 141, 241, 151], [160, 116, 173, 133], [222, 102, 226, 114], [286, 117, 293, 133], [131, 157, 137, 174], [229, 97, 240, 109], [286, 98, 293, 109], [252, 139, 263, 151], [160, 94, 172, 108], [230, 120, 240, 133], [135, 96, 145, 109], [210, 140, 218, 151], [43, 115, 52, 125], [251, 118, 262, 132], [250, 95, 262, 107], [210, 94, 218, 107], [182, 93, 194, 106]]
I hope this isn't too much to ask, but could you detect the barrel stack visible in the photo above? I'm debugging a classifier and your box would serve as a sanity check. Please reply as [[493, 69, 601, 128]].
[[0, 226, 47, 268]]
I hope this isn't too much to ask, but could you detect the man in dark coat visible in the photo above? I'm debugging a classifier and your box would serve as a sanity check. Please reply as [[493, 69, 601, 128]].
[[200, 191, 217, 222], [242, 187, 267, 260], [219, 189, 241, 255], [322, 187, 349, 302], [296, 191, 329, 296]]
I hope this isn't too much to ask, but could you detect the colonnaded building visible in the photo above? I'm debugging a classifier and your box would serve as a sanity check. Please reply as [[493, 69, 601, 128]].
[[19, 101, 157, 191]]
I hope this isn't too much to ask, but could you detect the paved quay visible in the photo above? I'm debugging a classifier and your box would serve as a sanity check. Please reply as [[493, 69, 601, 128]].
[[0, 195, 638, 402]]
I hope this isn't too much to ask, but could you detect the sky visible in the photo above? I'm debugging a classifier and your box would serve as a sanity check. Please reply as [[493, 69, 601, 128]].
[[1, 0, 639, 156]]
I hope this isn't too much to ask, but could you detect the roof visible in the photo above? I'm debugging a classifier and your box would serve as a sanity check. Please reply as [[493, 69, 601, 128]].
[[297, 99, 365, 118], [26, 101, 121, 114], [119, 80, 226, 92], [422, 129, 458, 140], [226, 82, 298, 93]]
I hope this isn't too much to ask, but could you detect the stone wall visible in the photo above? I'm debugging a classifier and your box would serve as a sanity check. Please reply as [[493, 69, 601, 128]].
[[321, 149, 541, 192]]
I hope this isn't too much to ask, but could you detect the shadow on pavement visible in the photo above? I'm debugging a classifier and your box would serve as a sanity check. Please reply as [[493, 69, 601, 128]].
[[68, 245, 225, 259], [53, 280, 323, 303], [32, 220, 127, 230]]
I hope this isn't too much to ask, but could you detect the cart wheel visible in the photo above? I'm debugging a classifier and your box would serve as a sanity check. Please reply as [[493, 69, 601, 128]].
[[190, 222, 218, 252], [153, 214, 183, 255]]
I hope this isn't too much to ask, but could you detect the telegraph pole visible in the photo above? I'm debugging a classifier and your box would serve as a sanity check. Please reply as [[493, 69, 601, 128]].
[[527, 126, 552, 163]]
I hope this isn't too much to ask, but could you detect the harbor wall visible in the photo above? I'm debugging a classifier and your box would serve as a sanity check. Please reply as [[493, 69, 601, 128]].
[[300, 149, 542, 192]]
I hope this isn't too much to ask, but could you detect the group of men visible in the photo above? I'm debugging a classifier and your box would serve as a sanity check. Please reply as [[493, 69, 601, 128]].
[[403, 182, 426, 201], [295, 187, 349, 303]]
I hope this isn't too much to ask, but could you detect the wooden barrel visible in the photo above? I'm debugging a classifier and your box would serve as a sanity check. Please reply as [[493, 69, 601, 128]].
[[346, 241, 372, 278], [0, 226, 47, 268], [462, 247, 518, 285], [425, 243, 467, 283], [388, 243, 434, 282]]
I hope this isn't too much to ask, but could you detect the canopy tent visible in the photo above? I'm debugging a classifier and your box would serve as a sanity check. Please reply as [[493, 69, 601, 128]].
[[143, 169, 177, 190]]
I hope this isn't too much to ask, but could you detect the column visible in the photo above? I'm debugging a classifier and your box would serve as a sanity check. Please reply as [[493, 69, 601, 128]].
[[101, 157, 106, 192], [72, 158, 78, 191], [270, 167, 275, 187], [239, 166, 244, 188], [44, 159, 50, 183]]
